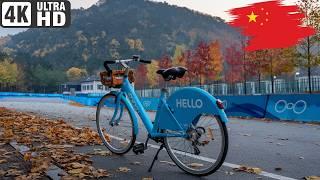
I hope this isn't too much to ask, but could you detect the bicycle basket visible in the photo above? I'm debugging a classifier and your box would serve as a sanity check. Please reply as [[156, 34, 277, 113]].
[[100, 70, 135, 88]]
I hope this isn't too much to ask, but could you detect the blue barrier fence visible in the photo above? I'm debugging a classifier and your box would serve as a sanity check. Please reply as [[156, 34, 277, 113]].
[[1, 92, 319, 122], [61, 94, 319, 122], [0, 92, 62, 97], [216, 94, 320, 122]]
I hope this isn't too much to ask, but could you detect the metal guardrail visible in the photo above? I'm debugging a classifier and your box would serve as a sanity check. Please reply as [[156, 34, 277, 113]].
[[136, 77, 320, 97]]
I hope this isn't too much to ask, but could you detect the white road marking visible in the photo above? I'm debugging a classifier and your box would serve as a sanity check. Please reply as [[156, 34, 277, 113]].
[[108, 135, 297, 180]]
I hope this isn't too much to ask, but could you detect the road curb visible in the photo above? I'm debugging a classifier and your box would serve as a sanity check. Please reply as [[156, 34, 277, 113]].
[[9, 141, 67, 180]]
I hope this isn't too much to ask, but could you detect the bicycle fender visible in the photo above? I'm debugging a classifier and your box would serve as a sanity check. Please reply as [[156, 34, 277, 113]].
[[158, 87, 228, 131]]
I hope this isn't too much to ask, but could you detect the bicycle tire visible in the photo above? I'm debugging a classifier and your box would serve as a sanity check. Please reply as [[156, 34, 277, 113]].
[[96, 93, 136, 155], [164, 115, 228, 176]]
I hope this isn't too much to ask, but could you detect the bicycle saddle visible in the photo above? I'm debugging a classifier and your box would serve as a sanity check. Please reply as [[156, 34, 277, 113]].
[[157, 66, 187, 81]]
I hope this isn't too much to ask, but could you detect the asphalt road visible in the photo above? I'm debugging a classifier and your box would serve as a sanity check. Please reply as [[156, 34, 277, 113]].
[[0, 97, 320, 180]]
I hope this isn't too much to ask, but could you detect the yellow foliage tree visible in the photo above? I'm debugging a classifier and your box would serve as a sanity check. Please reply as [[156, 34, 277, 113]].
[[172, 44, 186, 67], [126, 38, 144, 51], [135, 39, 144, 51], [0, 59, 19, 86], [66, 67, 87, 81], [207, 41, 223, 81], [146, 61, 159, 88], [260, 48, 297, 77], [109, 38, 120, 59]]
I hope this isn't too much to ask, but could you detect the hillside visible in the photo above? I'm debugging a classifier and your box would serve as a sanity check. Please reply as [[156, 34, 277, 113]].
[[0, 0, 239, 91]]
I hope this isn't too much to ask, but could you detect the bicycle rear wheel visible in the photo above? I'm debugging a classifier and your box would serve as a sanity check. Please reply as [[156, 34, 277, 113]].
[[96, 93, 136, 154], [164, 114, 228, 176]]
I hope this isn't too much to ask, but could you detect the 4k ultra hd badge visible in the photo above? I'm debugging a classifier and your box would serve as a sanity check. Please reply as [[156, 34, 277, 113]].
[[0, 0, 71, 28]]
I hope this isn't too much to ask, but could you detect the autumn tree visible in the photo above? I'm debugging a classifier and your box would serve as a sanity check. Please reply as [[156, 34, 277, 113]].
[[172, 44, 186, 67], [207, 41, 223, 82], [126, 38, 145, 52], [260, 48, 297, 93], [225, 44, 244, 84], [184, 50, 196, 85], [156, 55, 171, 86], [146, 61, 159, 88], [0, 59, 19, 88], [66, 67, 88, 81], [246, 50, 269, 93], [297, 0, 320, 93], [109, 38, 121, 59], [193, 41, 209, 85], [158, 55, 172, 69], [135, 64, 148, 89]]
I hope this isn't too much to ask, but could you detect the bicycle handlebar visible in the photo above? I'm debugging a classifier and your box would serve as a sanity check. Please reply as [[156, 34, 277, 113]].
[[104, 55, 151, 73]]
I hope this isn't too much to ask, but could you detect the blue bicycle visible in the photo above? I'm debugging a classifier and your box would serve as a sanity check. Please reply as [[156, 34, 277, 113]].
[[96, 55, 229, 176]]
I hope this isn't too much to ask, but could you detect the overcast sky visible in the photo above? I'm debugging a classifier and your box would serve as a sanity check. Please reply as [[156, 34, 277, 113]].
[[0, 0, 297, 37]]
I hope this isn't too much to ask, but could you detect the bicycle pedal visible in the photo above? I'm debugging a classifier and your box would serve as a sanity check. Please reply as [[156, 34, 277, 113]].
[[133, 143, 145, 155]]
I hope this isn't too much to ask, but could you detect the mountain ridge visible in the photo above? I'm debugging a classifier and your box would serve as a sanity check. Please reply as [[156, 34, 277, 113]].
[[1, 0, 239, 78]]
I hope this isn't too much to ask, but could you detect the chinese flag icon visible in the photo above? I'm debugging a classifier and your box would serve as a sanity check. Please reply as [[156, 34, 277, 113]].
[[228, 0, 316, 51]]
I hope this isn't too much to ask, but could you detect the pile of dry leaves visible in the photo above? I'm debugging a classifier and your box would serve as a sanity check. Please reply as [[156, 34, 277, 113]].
[[0, 107, 111, 179]]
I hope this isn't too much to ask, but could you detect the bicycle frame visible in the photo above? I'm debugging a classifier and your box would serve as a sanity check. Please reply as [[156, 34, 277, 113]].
[[112, 76, 186, 138]]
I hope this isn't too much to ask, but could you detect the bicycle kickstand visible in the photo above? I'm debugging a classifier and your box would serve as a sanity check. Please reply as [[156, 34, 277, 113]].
[[148, 143, 165, 172]]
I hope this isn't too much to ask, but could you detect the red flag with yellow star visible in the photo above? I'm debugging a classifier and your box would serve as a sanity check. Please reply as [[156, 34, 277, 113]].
[[228, 0, 315, 51]]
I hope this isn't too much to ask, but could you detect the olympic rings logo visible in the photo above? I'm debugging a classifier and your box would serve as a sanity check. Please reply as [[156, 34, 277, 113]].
[[274, 100, 307, 114]]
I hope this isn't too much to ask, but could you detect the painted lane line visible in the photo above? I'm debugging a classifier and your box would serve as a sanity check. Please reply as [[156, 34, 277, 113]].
[[108, 135, 297, 180]]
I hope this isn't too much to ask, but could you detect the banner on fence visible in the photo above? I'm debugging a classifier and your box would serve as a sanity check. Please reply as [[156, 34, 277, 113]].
[[266, 94, 320, 122], [2, 92, 319, 122]]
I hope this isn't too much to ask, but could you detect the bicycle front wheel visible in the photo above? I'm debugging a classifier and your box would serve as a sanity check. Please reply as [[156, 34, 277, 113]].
[[164, 114, 228, 176], [96, 93, 136, 154]]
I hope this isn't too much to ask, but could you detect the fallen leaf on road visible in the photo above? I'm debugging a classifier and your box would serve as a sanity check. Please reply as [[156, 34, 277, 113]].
[[0, 170, 5, 176], [233, 165, 262, 174], [5, 169, 23, 177], [0, 159, 7, 163], [16, 173, 42, 180], [276, 143, 284, 146], [68, 168, 83, 175], [23, 152, 32, 161], [0, 108, 114, 178], [69, 162, 87, 169], [3, 129, 14, 138], [92, 169, 111, 178], [188, 163, 204, 168], [304, 176, 320, 180], [30, 158, 50, 173], [142, 177, 153, 180], [90, 149, 112, 156], [207, 127, 214, 140], [299, 156, 305, 160], [61, 175, 79, 180], [117, 167, 131, 173], [160, 160, 176, 166], [131, 161, 141, 165]]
